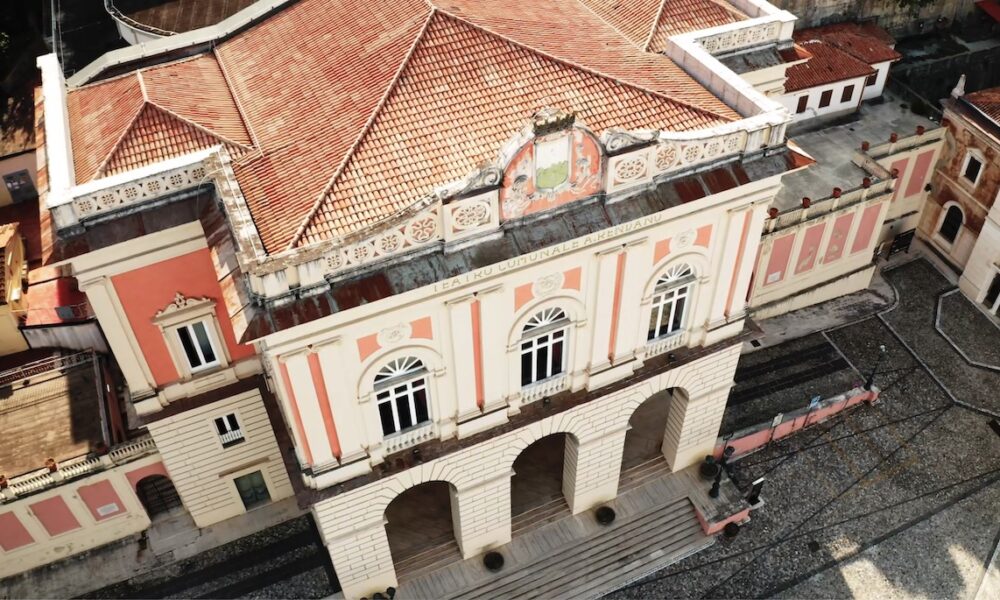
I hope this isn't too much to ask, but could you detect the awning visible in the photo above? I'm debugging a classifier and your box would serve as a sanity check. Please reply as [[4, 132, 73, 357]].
[[977, 0, 1000, 24]]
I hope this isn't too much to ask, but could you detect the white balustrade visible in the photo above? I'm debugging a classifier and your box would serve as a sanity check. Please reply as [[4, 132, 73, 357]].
[[520, 374, 570, 404], [382, 422, 438, 455], [646, 332, 689, 358], [220, 429, 246, 446]]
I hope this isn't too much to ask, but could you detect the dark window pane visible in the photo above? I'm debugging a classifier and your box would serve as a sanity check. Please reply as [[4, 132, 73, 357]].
[[796, 95, 808, 113], [378, 402, 396, 435], [841, 85, 854, 103], [177, 326, 202, 368], [551, 339, 564, 375], [521, 350, 533, 386], [965, 157, 982, 183], [672, 296, 687, 331], [413, 387, 429, 423], [648, 305, 661, 340], [193, 322, 217, 364], [397, 397, 414, 430], [535, 343, 549, 381], [819, 90, 832, 108], [940, 206, 963, 243], [215, 418, 227, 435]]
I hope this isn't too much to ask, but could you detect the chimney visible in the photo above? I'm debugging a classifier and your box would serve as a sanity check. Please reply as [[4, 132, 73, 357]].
[[951, 74, 966, 99]]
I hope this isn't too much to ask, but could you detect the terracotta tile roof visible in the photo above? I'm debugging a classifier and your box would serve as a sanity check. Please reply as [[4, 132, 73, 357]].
[[795, 23, 901, 64], [67, 0, 739, 253], [965, 87, 1000, 123], [67, 54, 252, 181], [783, 40, 875, 93], [577, 0, 745, 52]]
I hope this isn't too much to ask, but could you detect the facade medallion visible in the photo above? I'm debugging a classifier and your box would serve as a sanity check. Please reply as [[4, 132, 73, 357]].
[[532, 272, 565, 298], [377, 323, 413, 347], [674, 229, 697, 251]]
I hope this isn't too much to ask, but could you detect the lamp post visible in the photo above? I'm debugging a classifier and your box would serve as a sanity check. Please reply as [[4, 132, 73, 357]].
[[865, 344, 887, 391]]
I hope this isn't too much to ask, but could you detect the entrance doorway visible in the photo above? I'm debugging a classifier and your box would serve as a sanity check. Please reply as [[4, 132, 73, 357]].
[[384, 481, 460, 580], [619, 389, 678, 492], [510, 433, 572, 535], [135, 475, 183, 519]]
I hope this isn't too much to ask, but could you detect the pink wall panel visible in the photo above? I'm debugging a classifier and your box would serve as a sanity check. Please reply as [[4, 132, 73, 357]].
[[125, 461, 169, 491], [0, 512, 35, 551], [823, 213, 855, 264], [764, 234, 795, 286], [850, 204, 883, 254], [794, 223, 826, 274], [889, 158, 908, 201], [77, 480, 127, 521], [30, 496, 81, 536], [904, 150, 935, 198]]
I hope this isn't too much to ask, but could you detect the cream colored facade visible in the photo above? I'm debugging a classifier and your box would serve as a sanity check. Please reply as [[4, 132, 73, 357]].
[[145, 389, 294, 527]]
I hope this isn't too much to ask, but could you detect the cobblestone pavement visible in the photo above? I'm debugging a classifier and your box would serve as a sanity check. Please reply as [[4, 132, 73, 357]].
[[79, 516, 338, 599], [608, 257, 1000, 599]]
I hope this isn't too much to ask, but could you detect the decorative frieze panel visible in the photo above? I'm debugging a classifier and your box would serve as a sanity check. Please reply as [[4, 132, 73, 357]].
[[322, 206, 442, 276], [443, 191, 500, 245], [72, 162, 208, 219], [699, 21, 781, 55], [606, 129, 750, 195]]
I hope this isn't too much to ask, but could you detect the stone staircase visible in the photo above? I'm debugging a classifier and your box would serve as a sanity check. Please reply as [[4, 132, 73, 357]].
[[618, 456, 672, 494], [510, 496, 571, 538], [444, 496, 709, 600], [394, 536, 462, 582]]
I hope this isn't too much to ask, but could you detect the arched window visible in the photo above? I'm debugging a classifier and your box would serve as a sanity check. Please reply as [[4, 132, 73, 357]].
[[520, 307, 569, 386], [648, 263, 695, 341], [939, 205, 963, 244], [374, 357, 430, 436]]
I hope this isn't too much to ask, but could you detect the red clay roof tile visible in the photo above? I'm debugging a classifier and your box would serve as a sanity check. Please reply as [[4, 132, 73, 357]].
[[783, 40, 875, 93], [965, 87, 1000, 123], [794, 23, 901, 64]]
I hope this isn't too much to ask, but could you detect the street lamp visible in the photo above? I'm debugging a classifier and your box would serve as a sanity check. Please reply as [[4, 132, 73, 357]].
[[865, 344, 887, 390]]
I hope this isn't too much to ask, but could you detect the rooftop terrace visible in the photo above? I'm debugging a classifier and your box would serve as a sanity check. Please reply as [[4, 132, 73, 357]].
[[0, 350, 109, 479], [775, 92, 938, 211], [109, 0, 258, 35]]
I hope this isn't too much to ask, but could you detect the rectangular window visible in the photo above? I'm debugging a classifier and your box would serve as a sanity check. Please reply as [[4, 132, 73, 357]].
[[234, 471, 270, 510], [865, 73, 878, 87], [648, 284, 691, 340], [2, 170, 36, 203], [175, 321, 219, 372], [841, 85, 855, 103], [214, 413, 244, 447], [818, 90, 833, 108], [376, 375, 430, 436], [796, 95, 808, 114], [520, 329, 566, 386], [963, 154, 983, 184]]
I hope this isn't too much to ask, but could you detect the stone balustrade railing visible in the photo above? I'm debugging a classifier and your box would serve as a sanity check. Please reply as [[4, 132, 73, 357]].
[[520, 374, 570, 404], [382, 422, 438, 456], [646, 331, 690, 359], [867, 126, 945, 160], [768, 178, 893, 233], [0, 436, 158, 502]]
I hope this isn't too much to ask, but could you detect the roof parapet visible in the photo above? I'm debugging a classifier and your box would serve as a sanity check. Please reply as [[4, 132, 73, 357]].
[[37, 54, 76, 206]]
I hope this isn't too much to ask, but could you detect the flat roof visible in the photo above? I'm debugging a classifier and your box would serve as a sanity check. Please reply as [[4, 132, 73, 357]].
[[112, 0, 258, 34], [775, 92, 938, 211], [0, 351, 108, 478]]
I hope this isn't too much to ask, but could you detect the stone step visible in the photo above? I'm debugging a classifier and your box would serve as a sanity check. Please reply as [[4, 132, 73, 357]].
[[511, 497, 571, 537], [618, 458, 671, 493], [449, 496, 701, 600], [395, 540, 462, 582]]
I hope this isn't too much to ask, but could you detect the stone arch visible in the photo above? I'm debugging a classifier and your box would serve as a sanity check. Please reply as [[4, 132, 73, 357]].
[[507, 293, 586, 350], [382, 479, 462, 578], [508, 430, 580, 529], [643, 251, 711, 301], [618, 386, 689, 477], [135, 474, 183, 519], [936, 201, 965, 245], [356, 341, 446, 399]]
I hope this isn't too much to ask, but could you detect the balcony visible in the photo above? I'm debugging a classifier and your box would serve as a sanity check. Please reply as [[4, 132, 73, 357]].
[[647, 331, 690, 358], [219, 429, 245, 447], [520, 374, 570, 404], [383, 422, 437, 456]]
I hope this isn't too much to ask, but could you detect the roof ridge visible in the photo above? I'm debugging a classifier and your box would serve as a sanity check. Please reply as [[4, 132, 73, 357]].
[[212, 47, 263, 149], [642, 0, 669, 52], [92, 86, 148, 179], [570, 0, 645, 51], [286, 6, 438, 250], [147, 101, 255, 151], [436, 7, 737, 125]]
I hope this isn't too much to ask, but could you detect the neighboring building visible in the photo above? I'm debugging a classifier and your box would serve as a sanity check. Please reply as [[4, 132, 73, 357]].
[[0, 350, 161, 578], [928, 82, 1000, 314], [106, 0, 259, 44], [0, 224, 29, 355], [749, 95, 944, 318], [781, 23, 901, 125], [0, 129, 37, 207], [31, 0, 821, 596]]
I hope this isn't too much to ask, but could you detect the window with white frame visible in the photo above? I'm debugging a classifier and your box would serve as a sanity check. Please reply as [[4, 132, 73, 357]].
[[3, 170, 36, 203], [647, 263, 695, 341], [374, 357, 431, 436], [520, 307, 569, 387], [961, 151, 983, 186], [175, 320, 220, 373], [214, 413, 244, 447]]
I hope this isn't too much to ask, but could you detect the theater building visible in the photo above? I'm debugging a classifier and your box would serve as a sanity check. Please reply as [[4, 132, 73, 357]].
[[18, 0, 913, 596]]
